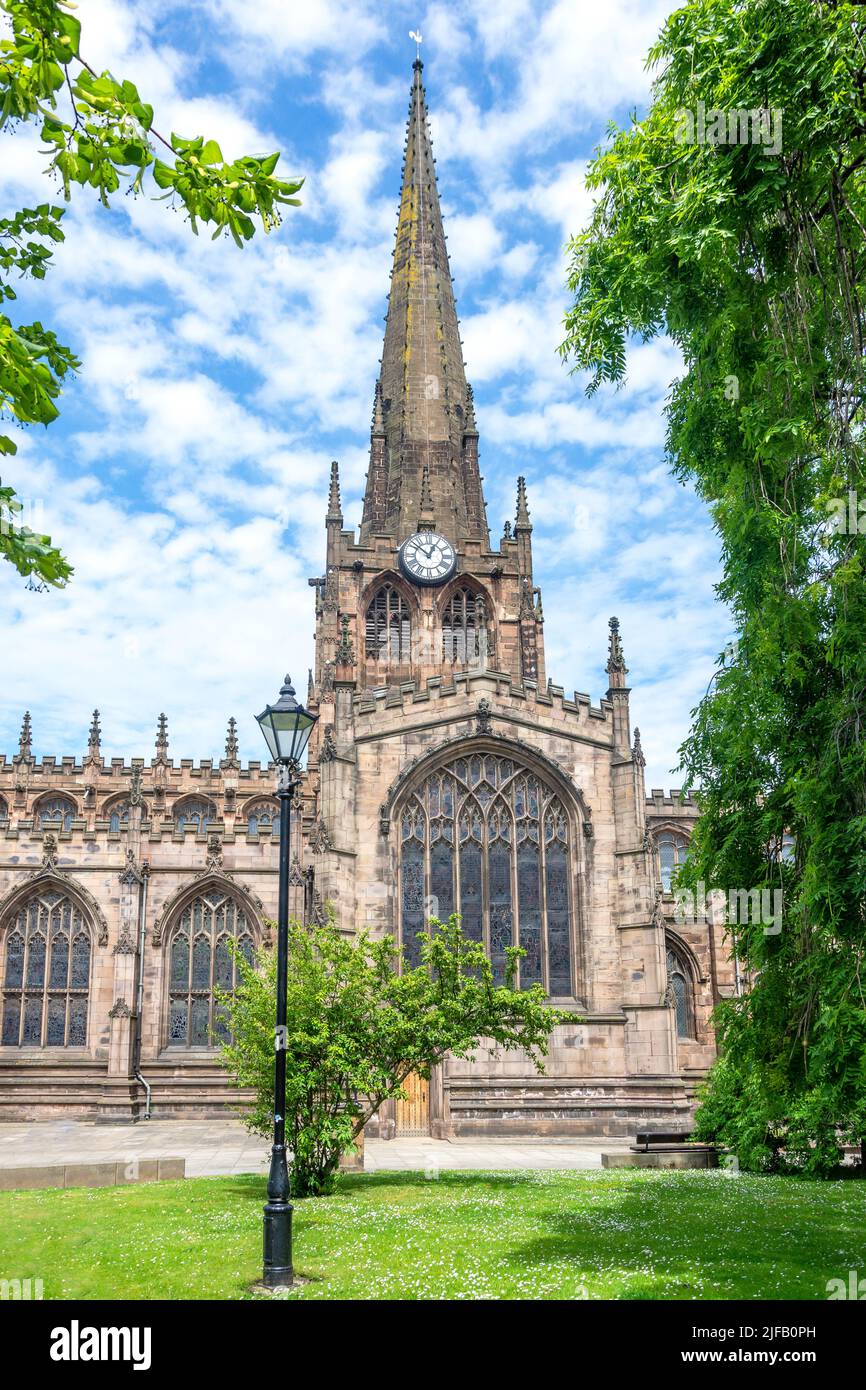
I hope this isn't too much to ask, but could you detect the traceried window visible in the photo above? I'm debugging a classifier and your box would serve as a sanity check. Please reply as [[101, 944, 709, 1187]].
[[0, 795, 8, 822], [1, 889, 91, 1046], [167, 891, 255, 1047], [656, 831, 690, 892], [106, 800, 131, 832], [365, 583, 411, 662], [442, 587, 491, 663], [399, 753, 575, 995], [174, 798, 215, 834], [37, 795, 76, 831], [666, 942, 694, 1039], [247, 801, 280, 837]]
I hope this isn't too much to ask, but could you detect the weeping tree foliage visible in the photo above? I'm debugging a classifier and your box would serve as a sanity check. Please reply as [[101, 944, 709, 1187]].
[[561, 0, 866, 1173], [218, 915, 566, 1197], [0, 0, 302, 585]]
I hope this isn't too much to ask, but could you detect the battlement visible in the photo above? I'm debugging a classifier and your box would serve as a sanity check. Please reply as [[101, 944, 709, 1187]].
[[0, 755, 269, 775], [646, 788, 701, 814], [351, 669, 614, 731]]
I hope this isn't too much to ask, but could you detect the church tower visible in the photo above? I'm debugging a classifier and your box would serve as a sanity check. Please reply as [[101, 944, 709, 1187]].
[[301, 60, 708, 1139], [310, 58, 545, 717]]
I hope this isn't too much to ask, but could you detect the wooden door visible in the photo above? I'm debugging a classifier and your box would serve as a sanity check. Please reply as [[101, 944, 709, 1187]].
[[395, 1071, 429, 1136]]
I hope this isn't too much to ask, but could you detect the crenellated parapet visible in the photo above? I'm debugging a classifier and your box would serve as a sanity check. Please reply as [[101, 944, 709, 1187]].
[[0, 735, 313, 846], [351, 668, 620, 739]]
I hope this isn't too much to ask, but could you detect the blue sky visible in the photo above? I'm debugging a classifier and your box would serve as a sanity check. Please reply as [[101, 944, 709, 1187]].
[[0, 0, 731, 790]]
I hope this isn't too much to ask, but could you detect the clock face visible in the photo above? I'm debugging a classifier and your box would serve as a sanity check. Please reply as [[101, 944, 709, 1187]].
[[399, 531, 457, 586]]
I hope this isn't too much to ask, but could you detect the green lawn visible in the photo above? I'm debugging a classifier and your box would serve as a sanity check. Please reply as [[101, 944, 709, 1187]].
[[1, 1168, 864, 1300]]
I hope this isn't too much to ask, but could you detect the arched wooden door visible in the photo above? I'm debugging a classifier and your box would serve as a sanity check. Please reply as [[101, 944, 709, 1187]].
[[395, 1071, 429, 1136]]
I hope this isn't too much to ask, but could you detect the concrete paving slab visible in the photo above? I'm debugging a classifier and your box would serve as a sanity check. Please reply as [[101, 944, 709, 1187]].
[[0, 1120, 633, 1178]]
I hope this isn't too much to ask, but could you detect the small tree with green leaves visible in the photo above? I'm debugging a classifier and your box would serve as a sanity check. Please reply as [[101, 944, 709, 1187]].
[[0, 0, 303, 584], [218, 914, 568, 1197]]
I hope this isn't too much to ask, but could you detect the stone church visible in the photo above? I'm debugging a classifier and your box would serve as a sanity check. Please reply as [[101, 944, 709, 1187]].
[[0, 61, 731, 1135]]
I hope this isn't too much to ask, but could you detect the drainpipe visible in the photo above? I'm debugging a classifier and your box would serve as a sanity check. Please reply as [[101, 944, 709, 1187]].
[[133, 863, 152, 1119]]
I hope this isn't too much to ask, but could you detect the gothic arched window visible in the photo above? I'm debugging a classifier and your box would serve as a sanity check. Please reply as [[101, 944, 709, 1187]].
[[656, 830, 690, 892], [0, 795, 8, 822], [365, 584, 411, 662], [174, 798, 215, 834], [399, 753, 575, 996], [442, 587, 490, 663], [106, 800, 131, 832], [36, 795, 76, 832], [167, 891, 255, 1047], [1, 889, 91, 1047], [666, 941, 695, 1039], [247, 800, 280, 837]]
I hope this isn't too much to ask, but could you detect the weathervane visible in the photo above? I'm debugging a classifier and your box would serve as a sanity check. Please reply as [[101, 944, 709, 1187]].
[[409, 29, 423, 60]]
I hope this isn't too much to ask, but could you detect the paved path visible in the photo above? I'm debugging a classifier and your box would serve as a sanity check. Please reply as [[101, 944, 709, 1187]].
[[0, 1121, 631, 1177]]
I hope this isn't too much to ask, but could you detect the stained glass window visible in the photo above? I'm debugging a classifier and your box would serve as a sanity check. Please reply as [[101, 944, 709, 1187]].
[[0, 890, 91, 1046], [399, 754, 575, 995], [366, 584, 411, 662], [36, 796, 76, 831], [657, 831, 690, 892], [174, 798, 215, 833], [107, 800, 131, 832], [166, 892, 254, 1047], [247, 801, 280, 836], [400, 800, 426, 967], [666, 944, 694, 1039]]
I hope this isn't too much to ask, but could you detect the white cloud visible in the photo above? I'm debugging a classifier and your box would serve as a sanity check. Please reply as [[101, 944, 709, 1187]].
[[443, 211, 503, 277], [205, 0, 382, 68]]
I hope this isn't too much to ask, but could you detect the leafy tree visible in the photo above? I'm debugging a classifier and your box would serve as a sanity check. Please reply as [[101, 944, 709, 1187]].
[[219, 914, 568, 1197], [560, 0, 866, 1173], [0, 0, 302, 584]]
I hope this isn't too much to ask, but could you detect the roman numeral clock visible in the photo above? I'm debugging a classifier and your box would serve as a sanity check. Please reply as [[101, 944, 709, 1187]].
[[399, 531, 457, 586]]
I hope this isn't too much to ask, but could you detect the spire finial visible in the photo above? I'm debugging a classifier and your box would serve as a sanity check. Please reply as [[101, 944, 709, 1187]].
[[409, 28, 423, 63], [372, 381, 385, 435], [155, 713, 169, 762], [464, 383, 478, 435], [224, 716, 239, 765], [606, 616, 628, 685], [18, 710, 32, 759], [515, 476, 531, 532], [632, 726, 645, 767], [87, 709, 101, 756], [327, 460, 342, 522], [335, 614, 355, 667]]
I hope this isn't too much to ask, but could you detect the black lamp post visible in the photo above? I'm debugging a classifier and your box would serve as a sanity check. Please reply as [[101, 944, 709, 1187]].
[[255, 674, 318, 1288]]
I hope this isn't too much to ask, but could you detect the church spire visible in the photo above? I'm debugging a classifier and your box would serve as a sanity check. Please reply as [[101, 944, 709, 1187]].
[[326, 460, 342, 523], [515, 476, 532, 532], [361, 59, 488, 545]]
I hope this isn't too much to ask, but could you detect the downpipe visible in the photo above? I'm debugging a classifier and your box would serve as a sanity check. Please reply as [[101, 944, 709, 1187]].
[[133, 863, 152, 1120]]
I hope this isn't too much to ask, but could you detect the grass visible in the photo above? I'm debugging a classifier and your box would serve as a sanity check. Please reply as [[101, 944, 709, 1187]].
[[1, 1168, 864, 1300]]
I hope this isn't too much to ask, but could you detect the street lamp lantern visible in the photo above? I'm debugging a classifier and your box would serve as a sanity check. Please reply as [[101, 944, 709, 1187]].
[[255, 673, 318, 1289], [255, 674, 316, 767]]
